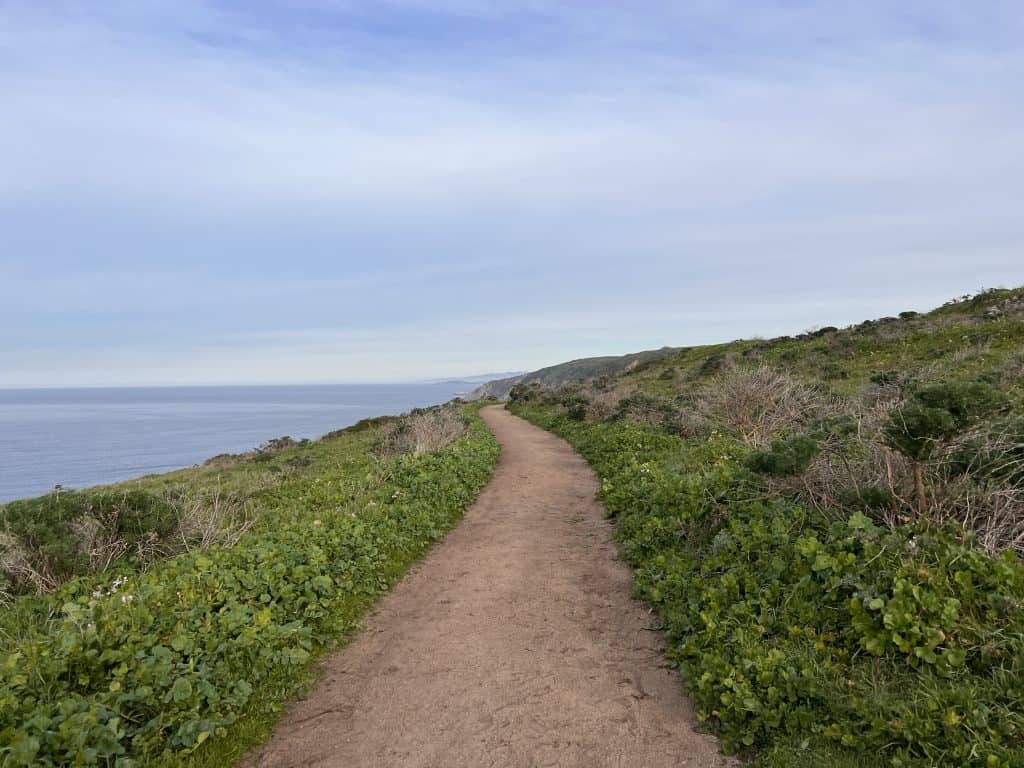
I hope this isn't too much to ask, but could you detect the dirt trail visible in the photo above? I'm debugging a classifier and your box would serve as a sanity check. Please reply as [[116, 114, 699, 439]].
[[246, 405, 730, 768]]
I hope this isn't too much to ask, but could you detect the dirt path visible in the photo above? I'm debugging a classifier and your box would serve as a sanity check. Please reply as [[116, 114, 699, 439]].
[[246, 405, 730, 768]]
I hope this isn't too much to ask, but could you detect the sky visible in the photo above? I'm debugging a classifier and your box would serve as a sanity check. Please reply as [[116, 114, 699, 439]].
[[2, 1, 1023, 387]]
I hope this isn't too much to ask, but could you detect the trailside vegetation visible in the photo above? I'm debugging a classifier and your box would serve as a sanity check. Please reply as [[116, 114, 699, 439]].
[[509, 287, 1024, 768], [0, 403, 498, 766]]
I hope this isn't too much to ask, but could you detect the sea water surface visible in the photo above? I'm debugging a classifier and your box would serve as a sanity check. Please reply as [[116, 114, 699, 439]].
[[0, 383, 470, 503]]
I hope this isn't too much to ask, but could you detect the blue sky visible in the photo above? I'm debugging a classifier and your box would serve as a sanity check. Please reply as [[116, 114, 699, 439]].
[[2, 1, 1023, 387]]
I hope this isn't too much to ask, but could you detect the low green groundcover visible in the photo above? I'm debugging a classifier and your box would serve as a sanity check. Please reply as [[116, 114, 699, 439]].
[[511, 403, 1024, 768], [0, 410, 498, 766]]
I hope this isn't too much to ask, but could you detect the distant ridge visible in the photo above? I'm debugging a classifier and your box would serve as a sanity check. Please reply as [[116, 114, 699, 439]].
[[421, 371, 527, 386], [468, 348, 680, 400]]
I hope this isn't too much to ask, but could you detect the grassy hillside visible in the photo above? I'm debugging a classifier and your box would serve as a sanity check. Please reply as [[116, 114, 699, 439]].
[[469, 346, 681, 400], [509, 287, 1024, 768], [0, 404, 498, 766]]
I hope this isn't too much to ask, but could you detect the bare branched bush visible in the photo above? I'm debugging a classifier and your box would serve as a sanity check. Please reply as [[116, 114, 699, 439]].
[[586, 385, 633, 421], [923, 421, 1024, 553], [758, 383, 918, 524], [615, 393, 677, 428], [69, 513, 132, 572], [928, 479, 1024, 554], [174, 492, 254, 552], [586, 392, 618, 422], [777, 386, 1024, 552], [376, 406, 468, 457], [2, 489, 255, 595], [696, 365, 822, 447], [0, 532, 59, 594]]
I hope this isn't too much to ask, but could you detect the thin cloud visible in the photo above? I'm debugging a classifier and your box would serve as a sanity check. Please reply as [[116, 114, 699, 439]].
[[2, 1, 1022, 386]]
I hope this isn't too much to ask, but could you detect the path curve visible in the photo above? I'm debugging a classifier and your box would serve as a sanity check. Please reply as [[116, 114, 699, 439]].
[[246, 405, 730, 768]]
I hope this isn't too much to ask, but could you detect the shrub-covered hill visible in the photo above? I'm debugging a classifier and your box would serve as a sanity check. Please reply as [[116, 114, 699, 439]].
[[0, 404, 498, 766], [509, 286, 1024, 768], [468, 345, 681, 400]]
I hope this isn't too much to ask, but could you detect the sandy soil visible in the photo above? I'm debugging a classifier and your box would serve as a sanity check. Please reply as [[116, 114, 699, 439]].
[[245, 405, 730, 768]]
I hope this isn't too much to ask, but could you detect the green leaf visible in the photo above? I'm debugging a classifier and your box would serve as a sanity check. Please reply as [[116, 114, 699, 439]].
[[170, 677, 193, 702]]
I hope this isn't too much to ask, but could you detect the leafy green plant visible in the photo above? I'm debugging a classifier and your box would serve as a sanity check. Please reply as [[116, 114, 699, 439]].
[[746, 434, 820, 476], [511, 401, 1024, 767], [0, 407, 499, 766], [562, 394, 590, 421], [885, 381, 1007, 514], [0, 489, 179, 590]]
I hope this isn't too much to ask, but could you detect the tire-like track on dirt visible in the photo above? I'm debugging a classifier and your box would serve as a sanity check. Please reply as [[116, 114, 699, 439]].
[[246, 405, 730, 768]]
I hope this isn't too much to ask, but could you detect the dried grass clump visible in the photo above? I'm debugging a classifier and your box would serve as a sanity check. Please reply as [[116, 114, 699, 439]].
[[949, 340, 993, 364], [769, 383, 1024, 553], [586, 385, 632, 421], [993, 351, 1024, 388], [376, 406, 468, 457], [174, 492, 254, 553], [69, 512, 133, 572], [929, 421, 1024, 553], [750, 381, 912, 522], [1, 490, 254, 595], [929, 479, 1024, 554], [696, 365, 822, 447], [614, 393, 677, 429], [0, 532, 58, 594]]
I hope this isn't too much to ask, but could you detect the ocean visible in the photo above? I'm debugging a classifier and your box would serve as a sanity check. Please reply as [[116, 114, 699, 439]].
[[0, 383, 471, 503]]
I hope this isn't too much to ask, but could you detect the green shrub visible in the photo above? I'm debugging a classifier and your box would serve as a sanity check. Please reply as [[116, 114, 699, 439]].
[[746, 434, 820, 476], [0, 409, 499, 766], [884, 381, 1009, 514], [699, 353, 728, 377], [510, 402, 1024, 767], [915, 381, 1008, 430], [562, 394, 590, 421], [1, 490, 179, 589], [836, 484, 893, 517]]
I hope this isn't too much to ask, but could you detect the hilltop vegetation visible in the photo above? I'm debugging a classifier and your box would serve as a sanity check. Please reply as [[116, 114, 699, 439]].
[[0, 404, 498, 766], [509, 287, 1024, 767], [469, 346, 680, 400]]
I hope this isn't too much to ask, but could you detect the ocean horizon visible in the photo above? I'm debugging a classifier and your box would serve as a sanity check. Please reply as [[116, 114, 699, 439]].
[[0, 382, 471, 503]]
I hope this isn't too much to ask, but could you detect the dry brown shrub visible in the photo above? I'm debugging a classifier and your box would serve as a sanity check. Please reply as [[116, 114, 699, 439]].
[[615, 395, 676, 428], [949, 340, 993, 364], [2, 490, 255, 596], [775, 384, 1024, 553], [586, 385, 632, 421], [69, 513, 132, 572], [760, 383, 915, 522], [202, 453, 244, 469], [174, 492, 254, 553], [696, 365, 822, 447], [994, 351, 1024, 388], [926, 421, 1024, 553], [928, 480, 1024, 554], [376, 406, 468, 457], [0, 532, 59, 594]]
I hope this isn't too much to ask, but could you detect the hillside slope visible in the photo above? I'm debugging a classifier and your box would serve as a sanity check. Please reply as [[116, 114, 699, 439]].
[[509, 286, 1024, 768], [469, 346, 680, 400]]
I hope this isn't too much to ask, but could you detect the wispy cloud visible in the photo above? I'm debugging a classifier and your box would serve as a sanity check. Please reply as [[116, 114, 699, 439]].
[[2, 1, 1022, 386]]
